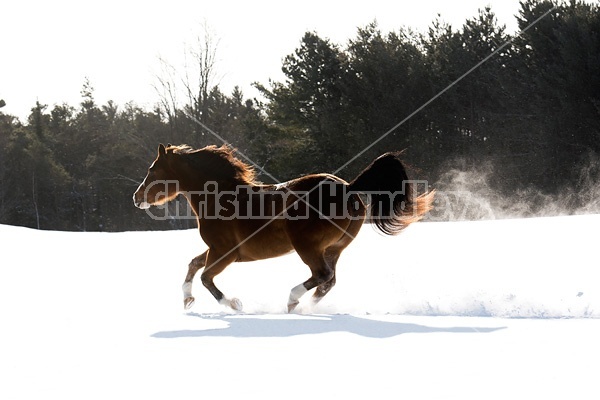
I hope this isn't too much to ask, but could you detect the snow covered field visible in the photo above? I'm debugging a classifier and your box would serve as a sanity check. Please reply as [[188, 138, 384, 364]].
[[1, 215, 599, 399]]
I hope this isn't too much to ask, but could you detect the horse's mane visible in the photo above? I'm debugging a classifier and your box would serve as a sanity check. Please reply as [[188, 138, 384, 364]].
[[167, 144, 256, 184]]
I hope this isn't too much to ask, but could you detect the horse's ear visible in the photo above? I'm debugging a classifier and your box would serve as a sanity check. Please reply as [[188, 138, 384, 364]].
[[158, 143, 166, 156]]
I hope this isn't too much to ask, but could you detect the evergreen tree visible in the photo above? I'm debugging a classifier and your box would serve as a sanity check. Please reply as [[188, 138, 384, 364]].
[[257, 32, 351, 176]]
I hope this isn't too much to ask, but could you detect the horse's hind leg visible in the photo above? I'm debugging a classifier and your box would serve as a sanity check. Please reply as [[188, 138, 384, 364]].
[[182, 250, 208, 310], [287, 251, 334, 313], [312, 218, 363, 306], [311, 250, 341, 304]]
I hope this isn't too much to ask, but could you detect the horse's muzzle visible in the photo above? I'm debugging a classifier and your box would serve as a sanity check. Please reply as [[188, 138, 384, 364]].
[[133, 192, 151, 209], [135, 201, 151, 210]]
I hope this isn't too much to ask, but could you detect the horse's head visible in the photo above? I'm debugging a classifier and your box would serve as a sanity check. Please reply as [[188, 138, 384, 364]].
[[133, 144, 180, 209]]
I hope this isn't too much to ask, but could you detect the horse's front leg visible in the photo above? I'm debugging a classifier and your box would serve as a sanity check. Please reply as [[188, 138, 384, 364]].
[[182, 250, 208, 310], [201, 249, 242, 311]]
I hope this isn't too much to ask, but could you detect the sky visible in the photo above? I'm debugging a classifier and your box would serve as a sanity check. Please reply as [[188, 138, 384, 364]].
[[1, 0, 526, 121]]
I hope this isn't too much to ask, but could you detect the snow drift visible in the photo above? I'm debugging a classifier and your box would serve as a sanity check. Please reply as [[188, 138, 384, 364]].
[[1, 215, 599, 400]]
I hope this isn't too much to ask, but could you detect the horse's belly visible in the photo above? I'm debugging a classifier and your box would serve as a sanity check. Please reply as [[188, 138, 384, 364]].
[[239, 247, 295, 262], [237, 228, 295, 262]]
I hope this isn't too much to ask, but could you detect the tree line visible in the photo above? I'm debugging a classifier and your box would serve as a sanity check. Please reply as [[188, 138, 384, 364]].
[[1, 0, 599, 231]]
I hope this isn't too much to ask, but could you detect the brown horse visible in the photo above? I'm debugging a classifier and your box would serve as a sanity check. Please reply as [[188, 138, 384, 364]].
[[133, 144, 434, 312]]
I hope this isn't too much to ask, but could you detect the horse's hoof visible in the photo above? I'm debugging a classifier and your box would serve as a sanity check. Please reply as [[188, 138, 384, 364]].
[[184, 296, 195, 310], [219, 297, 243, 311], [287, 301, 299, 313], [230, 298, 243, 311]]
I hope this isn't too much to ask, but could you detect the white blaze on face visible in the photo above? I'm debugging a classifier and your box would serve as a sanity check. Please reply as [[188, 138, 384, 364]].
[[133, 176, 152, 209]]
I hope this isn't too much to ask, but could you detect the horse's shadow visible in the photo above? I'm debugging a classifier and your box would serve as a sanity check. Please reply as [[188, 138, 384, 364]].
[[151, 313, 506, 339]]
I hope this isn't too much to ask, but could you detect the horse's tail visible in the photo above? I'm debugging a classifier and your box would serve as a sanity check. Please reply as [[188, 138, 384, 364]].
[[348, 152, 435, 235]]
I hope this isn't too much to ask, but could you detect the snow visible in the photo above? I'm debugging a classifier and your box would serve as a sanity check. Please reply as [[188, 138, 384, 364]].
[[1, 215, 599, 399]]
